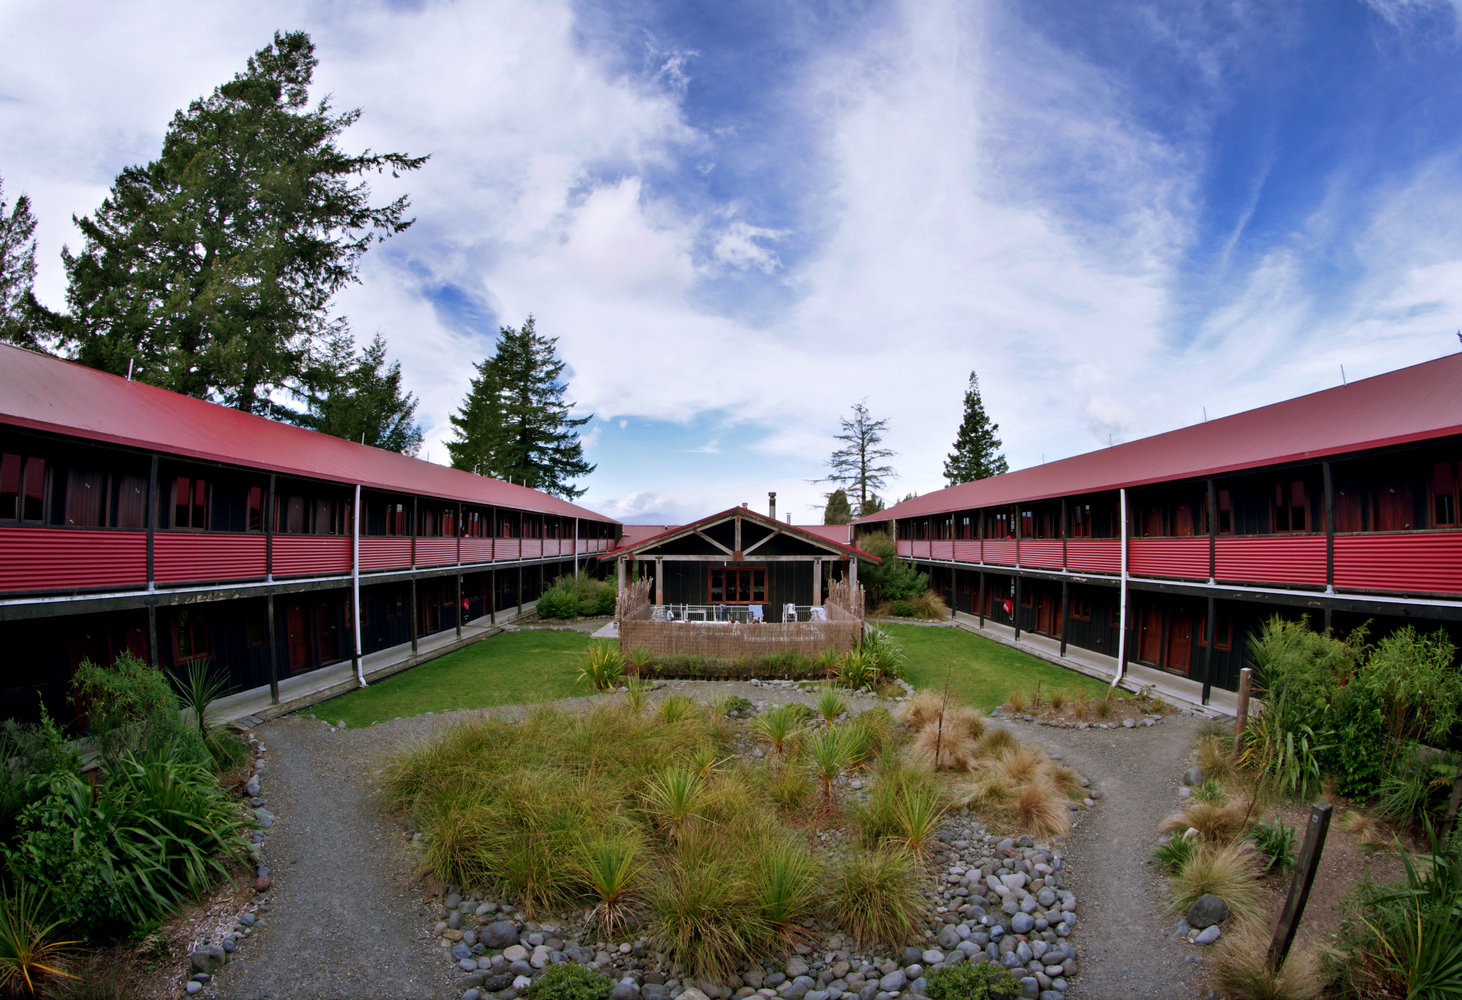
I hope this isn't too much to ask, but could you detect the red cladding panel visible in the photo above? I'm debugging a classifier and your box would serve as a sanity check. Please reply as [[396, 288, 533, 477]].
[[1215, 536, 1326, 586], [896, 539, 913, 558], [1334, 533, 1462, 594], [1019, 540, 1064, 569], [1129, 538, 1209, 580], [1066, 539, 1120, 573], [416, 537, 458, 566], [521, 539, 543, 559], [271, 536, 351, 577], [154, 533, 267, 584], [496, 539, 521, 561], [932, 539, 954, 560], [953, 540, 982, 562], [461, 538, 495, 563], [0, 527, 146, 591], [984, 539, 1018, 565], [361, 537, 412, 571]]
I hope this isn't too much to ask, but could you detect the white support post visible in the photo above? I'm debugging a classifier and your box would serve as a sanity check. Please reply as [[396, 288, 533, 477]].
[[352, 483, 365, 688], [813, 558, 823, 606], [1112, 487, 1129, 689]]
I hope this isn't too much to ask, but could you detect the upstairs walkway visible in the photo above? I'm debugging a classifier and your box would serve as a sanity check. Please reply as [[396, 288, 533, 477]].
[[945, 610, 1239, 717], [212, 604, 536, 727]]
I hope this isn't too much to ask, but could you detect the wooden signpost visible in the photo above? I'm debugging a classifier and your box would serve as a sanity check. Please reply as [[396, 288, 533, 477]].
[[1267, 802, 1333, 971]]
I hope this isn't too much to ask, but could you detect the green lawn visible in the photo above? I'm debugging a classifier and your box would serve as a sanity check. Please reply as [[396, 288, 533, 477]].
[[882, 623, 1112, 711], [315, 629, 594, 728]]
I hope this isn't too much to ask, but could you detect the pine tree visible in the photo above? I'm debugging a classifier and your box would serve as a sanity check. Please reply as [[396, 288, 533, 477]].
[[0, 174, 46, 349], [823, 488, 852, 525], [292, 330, 423, 455], [62, 31, 426, 412], [823, 401, 895, 518], [447, 317, 595, 499], [943, 371, 1008, 486]]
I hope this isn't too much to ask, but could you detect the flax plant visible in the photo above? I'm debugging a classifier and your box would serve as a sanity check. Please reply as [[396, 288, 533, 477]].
[[577, 831, 645, 941], [753, 704, 804, 760], [643, 765, 706, 841], [804, 726, 852, 806], [816, 685, 848, 725]]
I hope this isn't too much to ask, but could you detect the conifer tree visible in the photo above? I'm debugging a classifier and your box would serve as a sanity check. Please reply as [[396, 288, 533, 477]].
[[292, 330, 423, 455], [943, 371, 1008, 486], [62, 31, 425, 412], [823, 488, 852, 525], [0, 174, 47, 349], [447, 317, 595, 499]]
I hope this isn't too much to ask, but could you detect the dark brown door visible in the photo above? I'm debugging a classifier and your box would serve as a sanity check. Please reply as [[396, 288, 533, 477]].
[[1138, 606, 1162, 663], [1167, 613, 1193, 675], [315, 602, 340, 663], [1036, 594, 1055, 636], [286, 603, 310, 674]]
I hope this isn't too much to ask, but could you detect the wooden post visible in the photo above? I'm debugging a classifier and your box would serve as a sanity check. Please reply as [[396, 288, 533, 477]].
[[1267, 803, 1333, 971], [1441, 756, 1462, 843], [1233, 667, 1252, 763]]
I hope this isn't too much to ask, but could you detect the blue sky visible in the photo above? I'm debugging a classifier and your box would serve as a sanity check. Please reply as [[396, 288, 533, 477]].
[[4, 0, 1462, 524]]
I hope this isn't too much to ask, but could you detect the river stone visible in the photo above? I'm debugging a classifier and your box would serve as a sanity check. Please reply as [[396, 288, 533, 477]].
[[878, 971, 906, 992], [1182, 766, 1203, 786], [483, 921, 520, 948], [1195, 924, 1222, 945], [679, 989, 712, 1000], [185, 982, 203, 995], [613, 982, 641, 1000], [1186, 893, 1230, 929], [502, 944, 528, 962], [189, 945, 225, 975]]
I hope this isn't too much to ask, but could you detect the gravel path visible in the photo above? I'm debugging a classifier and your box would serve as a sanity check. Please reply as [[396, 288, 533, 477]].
[[214, 715, 459, 1000], [1012, 714, 1212, 1000], [213, 681, 1213, 1000]]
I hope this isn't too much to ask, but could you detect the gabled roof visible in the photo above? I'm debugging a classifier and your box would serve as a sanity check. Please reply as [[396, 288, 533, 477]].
[[860, 352, 1462, 523], [0, 344, 616, 523], [602, 506, 877, 561]]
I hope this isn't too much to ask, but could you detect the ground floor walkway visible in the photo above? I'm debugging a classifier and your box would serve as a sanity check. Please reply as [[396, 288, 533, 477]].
[[211, 604, 536, 728], [946, 611, 1239, 717]]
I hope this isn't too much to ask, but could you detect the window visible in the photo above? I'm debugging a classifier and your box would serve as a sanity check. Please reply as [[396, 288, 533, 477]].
[[0, 452, 20, 520], [708, 567, 766, 604], [1217, 489, 1233, 535], [1198, 615, 1233, 651], [1020, 588, 1034, 608], [1070, 504, 1090, 538], [1434, 461, 1458, 527], [172, 476, 208, 529], [1273, 480, 1308, 532], [959, 515, 974, 540], [1070, 597, 1092, 621], [172, 612, 211, 663]]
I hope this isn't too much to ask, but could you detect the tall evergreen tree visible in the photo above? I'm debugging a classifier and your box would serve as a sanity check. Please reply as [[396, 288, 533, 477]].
[[61, 31, 426, 412], [823, 401, 894, 518], [447, 317, 596, 499], [943, 371, 1008, 486], [823, 488, 852, 525], [292, 330, 423, 454], [0, 174, 47, 349]]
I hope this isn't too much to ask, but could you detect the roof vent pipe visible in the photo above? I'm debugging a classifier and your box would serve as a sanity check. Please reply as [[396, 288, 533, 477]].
[[768, 491, 777, 520]]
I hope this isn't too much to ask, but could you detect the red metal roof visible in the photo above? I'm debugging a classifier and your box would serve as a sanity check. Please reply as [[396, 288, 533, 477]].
[[860, 352, 1462, 523], [601, 506, 877, 561], [0, 344, 617, 523]]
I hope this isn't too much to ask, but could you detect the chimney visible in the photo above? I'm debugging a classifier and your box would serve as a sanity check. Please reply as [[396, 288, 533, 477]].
[[768, 491, 777, 520]]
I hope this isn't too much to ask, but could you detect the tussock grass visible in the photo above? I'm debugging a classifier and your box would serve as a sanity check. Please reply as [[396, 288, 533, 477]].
[[829, 846, 928, 949], [1161, 796, 1254, 844], [1169, 842, 1265, 921], [1016, 775, 1072, 841], [894, 691, 947, 730], [1336, 809, 1393, 852], [1210, 919, 1328, 1000]]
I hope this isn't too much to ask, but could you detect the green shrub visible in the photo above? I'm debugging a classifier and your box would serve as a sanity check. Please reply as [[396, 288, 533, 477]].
[[857, 532, 929, 606], [1323, 684, 1392, 800], [2, 751, 249, 940], [924, 962, 1020, 1000], [537, 571, 617, 620], [725, 696, 753, 715], [862, 629, 906, 683], [537, 587, 580, 620], [1151, 834, 1198, 874], [890, 600, 917, 618], [525, 962, 614, 1000], [71, 652, 208, 768], [1357, 626, 1462, 748], [1375, 747, 1460, 828]]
